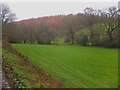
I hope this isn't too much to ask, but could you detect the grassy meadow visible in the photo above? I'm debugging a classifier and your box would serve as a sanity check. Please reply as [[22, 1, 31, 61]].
[[12, 44, 118, 88]]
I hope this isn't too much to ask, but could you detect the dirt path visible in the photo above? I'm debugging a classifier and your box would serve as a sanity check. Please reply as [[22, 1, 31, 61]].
[[0, 68, 2, 89], [2, 70, 10, 89], [1, 58, 10, 89]]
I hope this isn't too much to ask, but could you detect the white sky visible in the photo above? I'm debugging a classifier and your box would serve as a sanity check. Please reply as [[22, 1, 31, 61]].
[[1, 0, 119, 21]]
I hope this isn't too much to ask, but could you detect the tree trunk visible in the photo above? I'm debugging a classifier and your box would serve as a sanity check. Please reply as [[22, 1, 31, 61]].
[[108, 32, 113, 41], [71, 36, 74, 45]]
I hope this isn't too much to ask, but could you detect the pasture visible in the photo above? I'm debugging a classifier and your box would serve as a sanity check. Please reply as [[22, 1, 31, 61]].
[[12, 44, 118, 88]]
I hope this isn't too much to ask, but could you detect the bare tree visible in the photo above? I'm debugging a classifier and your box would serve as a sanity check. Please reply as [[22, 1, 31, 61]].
[[0, 3, 16, 23], [84, 7, 97, 15], [104, 7, 119, 41]]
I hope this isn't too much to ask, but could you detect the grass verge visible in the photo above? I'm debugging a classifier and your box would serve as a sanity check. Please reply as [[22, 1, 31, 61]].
[[2, 42, 63, 88]]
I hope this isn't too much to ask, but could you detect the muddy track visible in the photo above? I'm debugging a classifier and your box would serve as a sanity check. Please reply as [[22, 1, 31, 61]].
[[2, 70, 11, 89]]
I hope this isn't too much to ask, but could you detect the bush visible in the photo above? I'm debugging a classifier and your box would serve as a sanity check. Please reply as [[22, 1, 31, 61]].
[[76, 35, 89, 46]]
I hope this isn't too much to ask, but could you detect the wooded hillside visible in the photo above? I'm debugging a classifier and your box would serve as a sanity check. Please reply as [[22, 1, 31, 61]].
[[2, 7, 119, 48]]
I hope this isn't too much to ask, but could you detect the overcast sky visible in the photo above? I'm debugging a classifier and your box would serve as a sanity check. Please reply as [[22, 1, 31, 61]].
[[2, 0, 119, 21]]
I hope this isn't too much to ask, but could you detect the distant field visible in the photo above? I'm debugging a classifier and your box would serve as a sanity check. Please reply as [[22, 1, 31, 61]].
[[12, 44, 118, 88]]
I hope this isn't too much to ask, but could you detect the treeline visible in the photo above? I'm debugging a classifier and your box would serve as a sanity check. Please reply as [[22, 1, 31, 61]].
[[2, 6, 120, 48]]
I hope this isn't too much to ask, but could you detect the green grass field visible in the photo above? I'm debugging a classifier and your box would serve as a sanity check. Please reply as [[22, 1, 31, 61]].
[[12, 44, 118, 88]]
